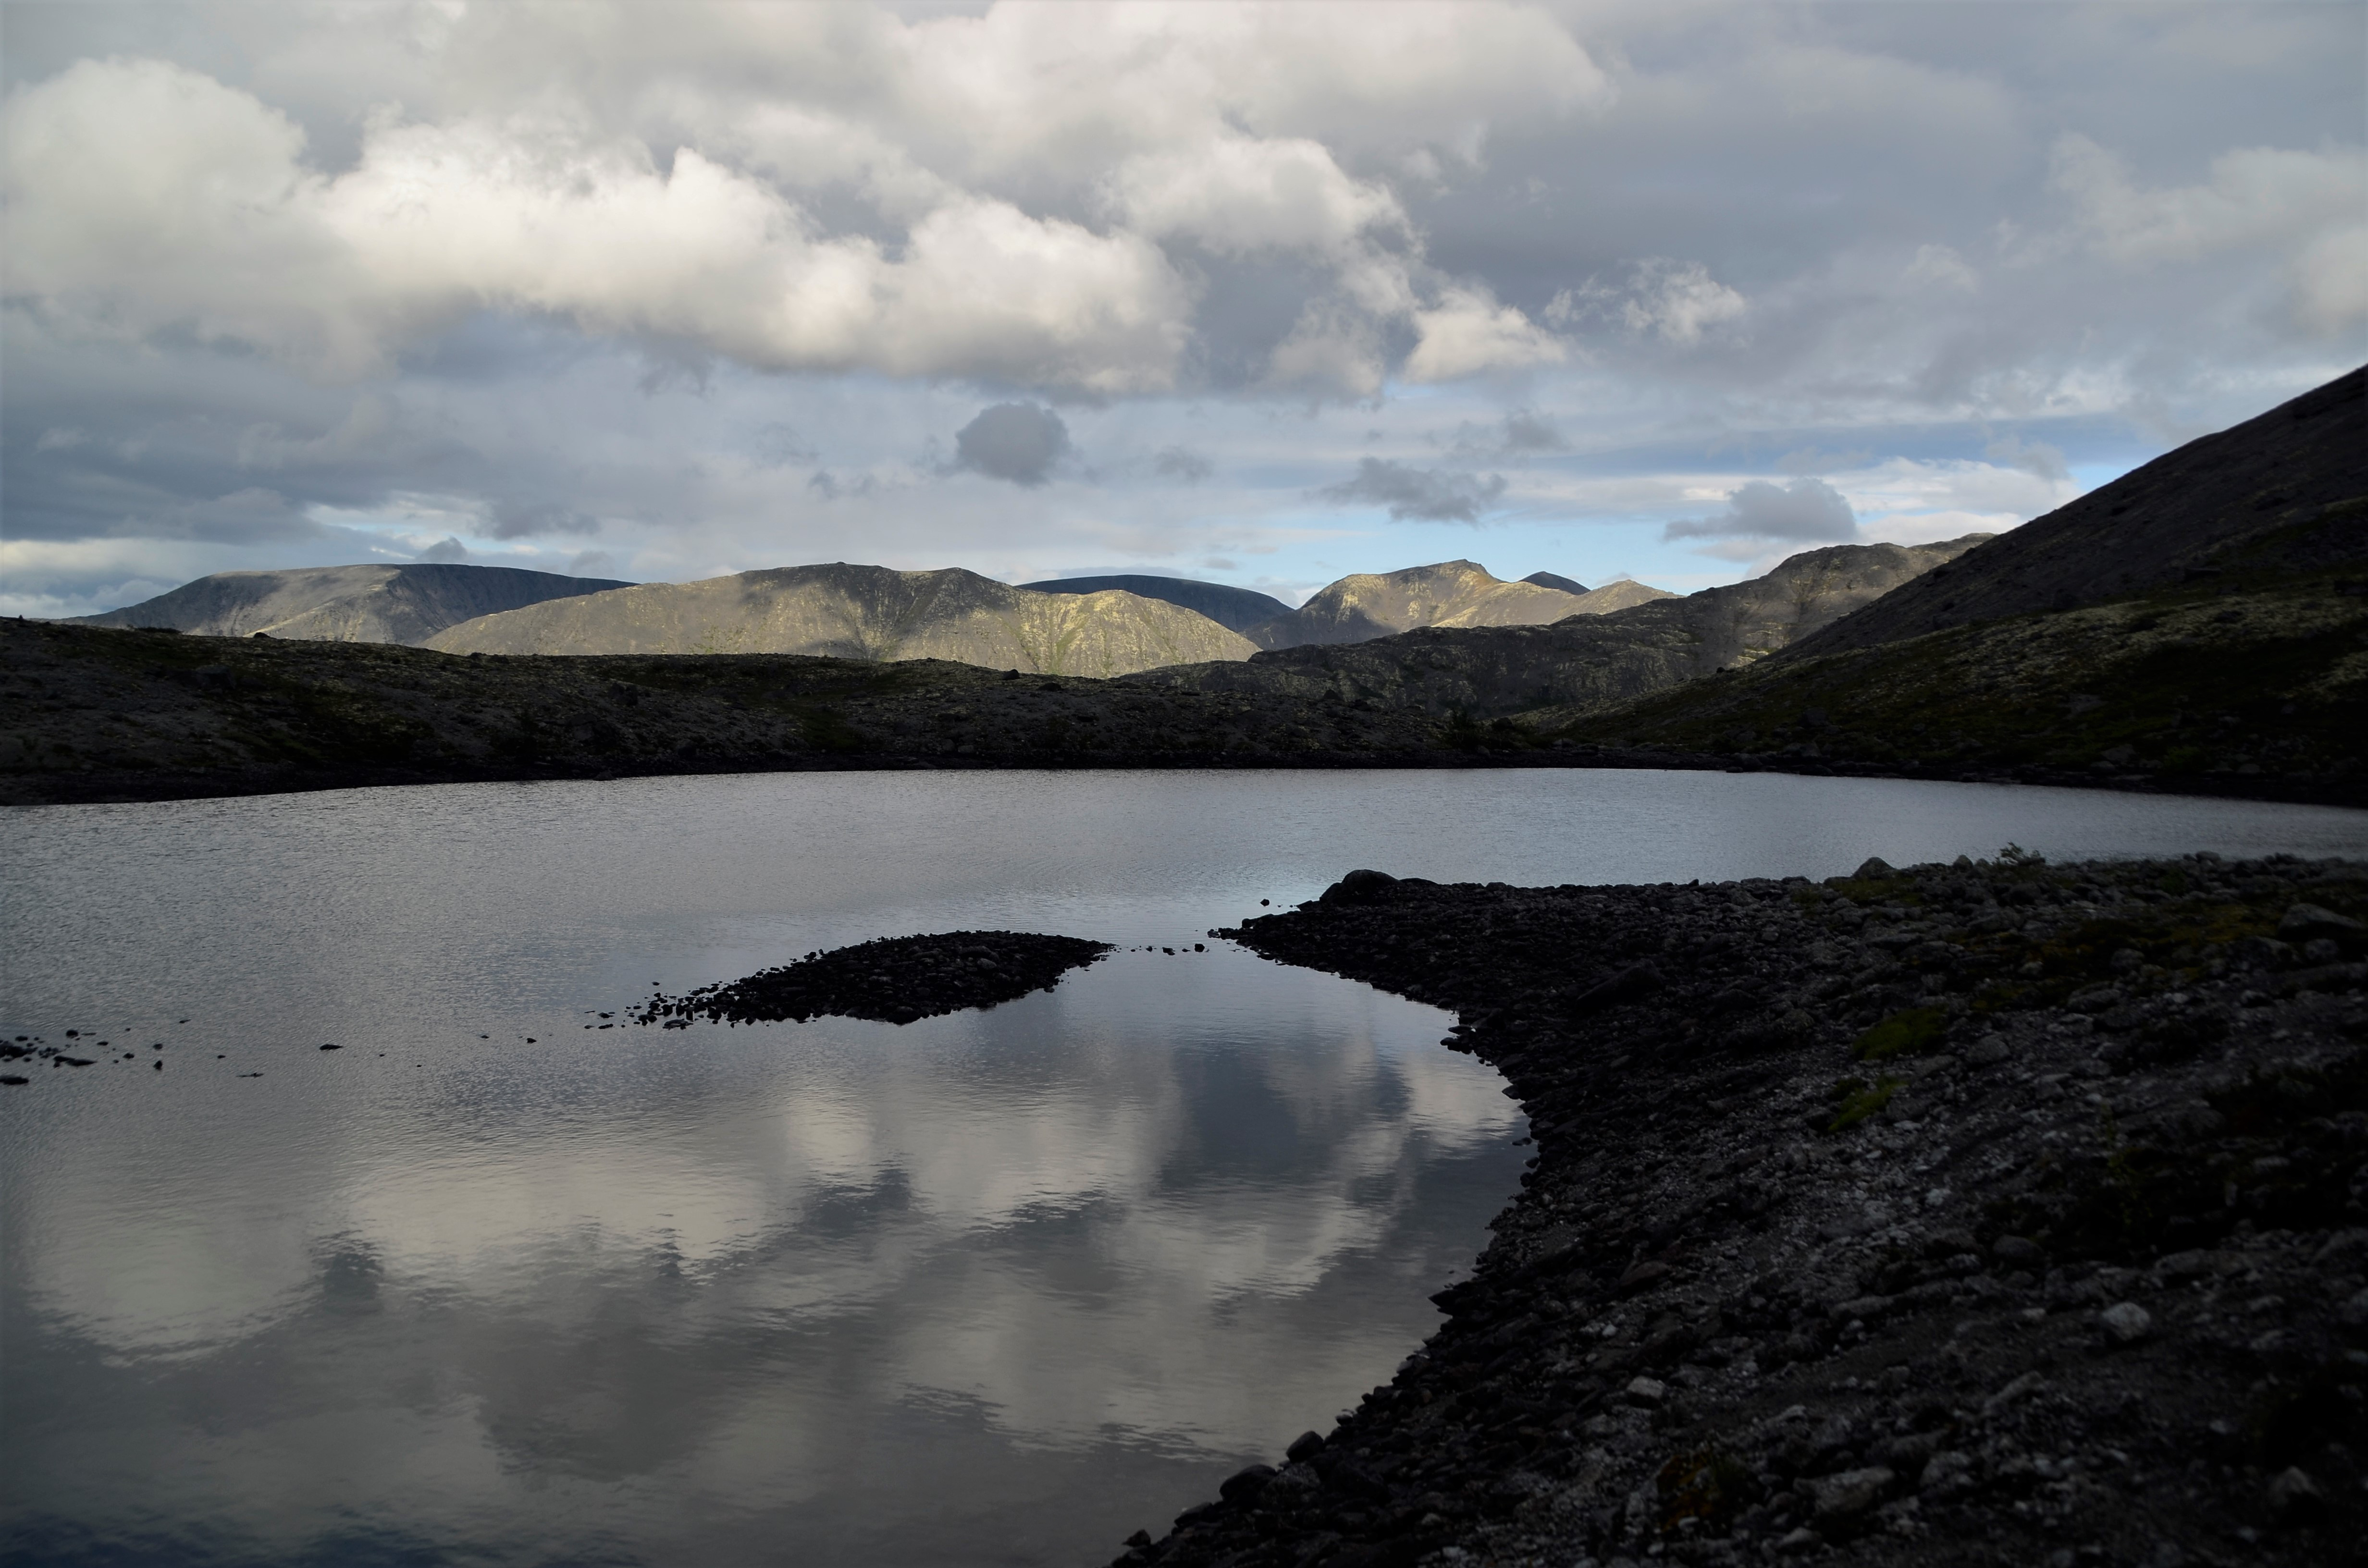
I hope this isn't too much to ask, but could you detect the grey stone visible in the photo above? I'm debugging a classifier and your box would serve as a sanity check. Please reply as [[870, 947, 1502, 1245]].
[[1919, 1451, 1974, 1495], [2266, 1466, 2324, 1519], [1218, 1463, 1275, 1504], [2280, 902, 2364, 941], [1624, 1376, 1667, 1407], [2098, 1302, 2153, 1344], [1810, 1466, 1896, 1518], [1992, 1235, 2046, 1268]]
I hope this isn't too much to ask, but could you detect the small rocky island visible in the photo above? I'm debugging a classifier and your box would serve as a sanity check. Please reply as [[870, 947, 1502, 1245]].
[[633, 930, 1113, 1027], [1113, 853, 2366, 1568]]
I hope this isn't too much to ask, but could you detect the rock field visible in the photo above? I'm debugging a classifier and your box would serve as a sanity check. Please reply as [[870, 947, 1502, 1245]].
[[1109, 852, 2368, 1568]]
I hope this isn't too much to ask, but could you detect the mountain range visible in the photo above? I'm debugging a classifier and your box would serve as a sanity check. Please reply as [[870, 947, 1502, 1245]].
[[1126, 538, 1987, 714], [71, 564, 629, 645], [13, 367, 2356, 807], [88, 557, 1679, 678], [421, 564, 1258, 678]]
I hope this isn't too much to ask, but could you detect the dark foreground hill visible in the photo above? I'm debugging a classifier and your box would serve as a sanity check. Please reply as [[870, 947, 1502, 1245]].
[[0, 617, 1443, 805], [425, 563, 1255, 677], [71, 563, 631, 645], [1539, 369, 2368, 795], [1107, 853, 2368, 1568], [1132, 538, 1986, 716], [1017, 574, 1292, 633], [1538, 561, 2368, 796], [1787, 368, 2366, 658]]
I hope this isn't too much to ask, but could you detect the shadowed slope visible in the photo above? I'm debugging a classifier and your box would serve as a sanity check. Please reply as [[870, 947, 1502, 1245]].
[[1784, 366, 2366, 660], [71, 564, 632, 646]]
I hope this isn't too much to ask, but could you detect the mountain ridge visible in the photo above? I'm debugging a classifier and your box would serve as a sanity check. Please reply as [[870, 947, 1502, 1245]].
[[1128, 537, 1988, 716], [1244, 560, 1671, 650], [70, 563, 632, 646], [425, 563, 1257, 678], [1015, 574, 1291, 633]]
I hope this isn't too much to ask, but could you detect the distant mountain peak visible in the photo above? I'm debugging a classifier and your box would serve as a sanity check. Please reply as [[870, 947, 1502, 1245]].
[[1246, 559, 1668, 649], [1521, 571, 1589, 595], [1015, 574, 1290, 633], [70, 562, 633, 646], [427, 562, 1256, 676]]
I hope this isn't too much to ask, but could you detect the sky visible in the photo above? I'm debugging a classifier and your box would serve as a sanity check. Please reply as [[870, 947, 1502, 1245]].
[[2, 1, 2362, 618]]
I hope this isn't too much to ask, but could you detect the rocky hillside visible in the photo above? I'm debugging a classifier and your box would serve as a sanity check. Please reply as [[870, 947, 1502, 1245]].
[[1131, 538, 1987, 718], [425, 563, 1256, 678], [1113, 853, 2368, 1568], [1017, 574, 1291, 633], [0, 618, 1441, 805], [1788, 367, 2366, 659], [1245, 561, 1669, 650], [1538, 555, 2368, 799], [70, 563, 630, 645]]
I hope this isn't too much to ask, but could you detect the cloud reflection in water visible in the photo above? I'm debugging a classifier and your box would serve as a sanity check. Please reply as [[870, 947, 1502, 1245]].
[[2, 950, 1521, 1567]]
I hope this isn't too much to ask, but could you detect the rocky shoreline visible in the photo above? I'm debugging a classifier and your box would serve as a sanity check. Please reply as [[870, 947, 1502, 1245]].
[[632, 929, 1114, 1027], [1110, 853, 2368, 1568]]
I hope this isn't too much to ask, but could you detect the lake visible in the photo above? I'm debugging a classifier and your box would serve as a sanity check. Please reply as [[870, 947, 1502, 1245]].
[[4, 769, 2364, 1567]]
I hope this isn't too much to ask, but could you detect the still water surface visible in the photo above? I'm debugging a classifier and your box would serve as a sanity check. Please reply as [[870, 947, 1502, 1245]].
[[3, 769, 2364, 1566]]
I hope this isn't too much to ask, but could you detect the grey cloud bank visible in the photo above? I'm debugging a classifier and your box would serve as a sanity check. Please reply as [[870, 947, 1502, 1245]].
[[1321, 459, 1511, 525], [0, 2, 2359, 617], [1665, 477, 1858, 545]]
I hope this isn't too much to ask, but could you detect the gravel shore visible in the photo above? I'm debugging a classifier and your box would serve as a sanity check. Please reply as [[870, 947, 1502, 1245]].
[[1110, 852, 2368, 1568]]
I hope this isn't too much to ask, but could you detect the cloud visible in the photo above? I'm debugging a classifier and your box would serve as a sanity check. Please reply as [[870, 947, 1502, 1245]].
[[1320, 458, 1507, 523], [2, 60, 1198, 392], [1904, 244, 1979, 293], [418, 536, 471, 563], [1547, 259, 1746, 347], [487, 499, 599, 540], [1982, 433, 2070, 484], [2049, 133, 2368, 330], [1152, 446, 1215, 483], [1665, 477, 1858, 544], [1499, 411, 1565, 453], [1403, 287, 1566, 381], [1, 4, 2358, 612], [953, 403, 1072, 487], [0, 8, 1611, 397]]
